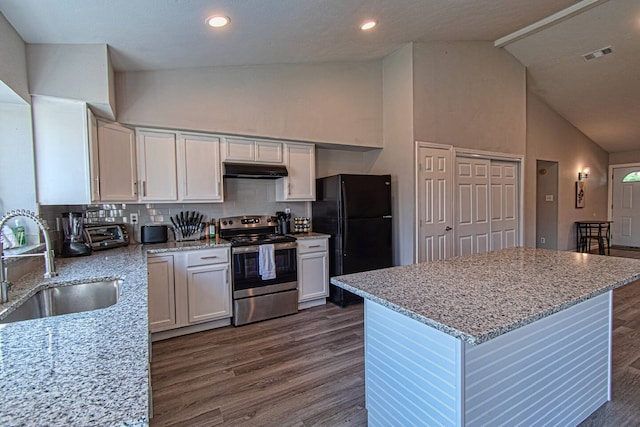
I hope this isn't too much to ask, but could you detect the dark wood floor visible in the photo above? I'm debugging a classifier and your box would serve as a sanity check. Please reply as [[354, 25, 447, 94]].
[[151, 248, 640, 427], [150, 303, 366, 426]]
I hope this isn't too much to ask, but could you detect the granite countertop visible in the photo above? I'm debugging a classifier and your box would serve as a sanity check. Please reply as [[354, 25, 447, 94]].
[[142, 238, 232, 253], [291, 232, 330, 240], [0, 240, 229, 426], [331, 247, 640, 345]]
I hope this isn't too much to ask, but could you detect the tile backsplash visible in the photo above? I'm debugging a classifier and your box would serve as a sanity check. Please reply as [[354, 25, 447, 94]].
[[39, 178, 311, 245]]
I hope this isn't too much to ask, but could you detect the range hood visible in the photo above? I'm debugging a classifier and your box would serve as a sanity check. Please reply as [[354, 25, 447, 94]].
[[223, 163, 288, 179]]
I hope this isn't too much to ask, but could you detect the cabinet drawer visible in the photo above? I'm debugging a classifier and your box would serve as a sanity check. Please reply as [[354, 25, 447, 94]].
[[186, 248, 229, 266], [297, 238, 328, 254]]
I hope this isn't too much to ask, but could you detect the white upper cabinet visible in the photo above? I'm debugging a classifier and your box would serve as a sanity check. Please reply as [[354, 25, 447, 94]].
[[136, 129, 223, 203], [221, 137, 283, 164], [33, 96, 137, 205], [276, 143, 316, 201], [180, 133, 223, 202], [137, 130, 178, 201], [95, 120, 137, 201]]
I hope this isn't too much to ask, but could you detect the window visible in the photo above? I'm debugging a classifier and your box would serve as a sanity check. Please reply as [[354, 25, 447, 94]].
[[622, 171, 640, 182]]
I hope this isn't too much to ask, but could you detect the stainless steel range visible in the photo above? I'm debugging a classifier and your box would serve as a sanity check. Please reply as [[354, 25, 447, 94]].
[[219, 215, 298, 326]]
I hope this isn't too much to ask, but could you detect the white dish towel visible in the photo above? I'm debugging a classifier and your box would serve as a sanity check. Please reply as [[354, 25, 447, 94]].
[[258, 244, 276, 280]]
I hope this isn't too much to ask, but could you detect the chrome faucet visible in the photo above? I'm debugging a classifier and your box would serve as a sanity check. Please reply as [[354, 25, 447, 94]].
[[0, 210, 58, 303]]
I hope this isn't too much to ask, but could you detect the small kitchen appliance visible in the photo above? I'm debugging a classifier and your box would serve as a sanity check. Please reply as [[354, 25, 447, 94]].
[[84, 223, 130, 250], [219, 215, 298, 326], [61, 212, 92, 257], [141, 225, 168, 244]]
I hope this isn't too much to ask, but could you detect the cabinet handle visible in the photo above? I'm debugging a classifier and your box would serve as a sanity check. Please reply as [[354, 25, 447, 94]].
[[142, 180, 147, 197], [308, 245, 321, 248], [200, 256, 218, 260]]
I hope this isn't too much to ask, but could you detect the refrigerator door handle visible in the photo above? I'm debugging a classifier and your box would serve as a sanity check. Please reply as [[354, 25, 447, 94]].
[[343, 216, 348, 257], [341, 179, 349, 257], [341, 179, 348, 219]]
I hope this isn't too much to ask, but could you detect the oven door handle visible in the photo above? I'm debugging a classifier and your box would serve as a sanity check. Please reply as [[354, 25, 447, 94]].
[[232, 242, 297, 254]]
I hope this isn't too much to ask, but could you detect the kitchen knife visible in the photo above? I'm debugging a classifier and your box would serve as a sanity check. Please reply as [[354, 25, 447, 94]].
[[170, 216, 178, 235], [189, 211, 196, 235]]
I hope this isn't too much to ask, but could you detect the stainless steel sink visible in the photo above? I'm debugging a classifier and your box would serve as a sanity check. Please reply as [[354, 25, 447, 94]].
[[0, 280, 121, 324]]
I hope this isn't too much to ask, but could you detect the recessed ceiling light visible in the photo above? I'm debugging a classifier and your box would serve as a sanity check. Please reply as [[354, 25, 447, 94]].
[[360, 20, 377, 31], [206, 15, 230, 28]]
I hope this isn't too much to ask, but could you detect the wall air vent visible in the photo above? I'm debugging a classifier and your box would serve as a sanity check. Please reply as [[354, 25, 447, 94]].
[[582, 46, 613, 61]]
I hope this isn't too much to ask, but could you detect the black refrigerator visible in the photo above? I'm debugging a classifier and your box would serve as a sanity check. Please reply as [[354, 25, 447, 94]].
[[312, 174, 393, 306]]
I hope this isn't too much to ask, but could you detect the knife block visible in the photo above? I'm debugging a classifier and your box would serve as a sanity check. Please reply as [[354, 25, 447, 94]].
[[172, 227, 205, 242]]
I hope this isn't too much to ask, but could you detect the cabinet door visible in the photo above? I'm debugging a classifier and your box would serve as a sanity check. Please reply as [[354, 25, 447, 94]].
[[33, 96, 92, 205], [88, 109, 100, 202], [138, 131, 178, 201], [148, 255, 176, 333], [97, 120, 138, 201], [180, 134, 223, 202], [221, 137, 255, 162], [298, 250, 329, 302], [277, 143, 316, 201], [186, 263, 231, 324], [255, 141, 283, 163]]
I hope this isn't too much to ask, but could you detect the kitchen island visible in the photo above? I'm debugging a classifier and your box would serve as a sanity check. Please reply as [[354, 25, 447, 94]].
[[0, 239, 230, 426], [331, 247, 640, 426]]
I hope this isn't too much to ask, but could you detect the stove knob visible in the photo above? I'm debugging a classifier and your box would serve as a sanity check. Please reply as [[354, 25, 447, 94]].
[[222, 220, 227, 226], [228, 220, 233, 225], [266, 216, 273, 222]]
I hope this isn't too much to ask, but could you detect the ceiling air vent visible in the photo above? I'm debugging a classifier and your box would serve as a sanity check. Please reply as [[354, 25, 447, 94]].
[[582, 46, 613, 61]]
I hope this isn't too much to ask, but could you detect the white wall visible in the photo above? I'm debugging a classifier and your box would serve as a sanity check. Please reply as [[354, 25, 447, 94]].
[[116, 61, 383, 148], [365, 43, 415, 265], [365, 42, 526, 266], [525, 92, 609, 250], [0, 13, 29, 103], [316, 147, 372, 178], [27, 44, 116, 119], [610, 150, 640, 165], [0, 103, 38, 241], [413, 41, 526, 155]]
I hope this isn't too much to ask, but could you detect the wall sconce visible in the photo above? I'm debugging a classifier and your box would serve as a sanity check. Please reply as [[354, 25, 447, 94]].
[[578, 167, 590, 181]]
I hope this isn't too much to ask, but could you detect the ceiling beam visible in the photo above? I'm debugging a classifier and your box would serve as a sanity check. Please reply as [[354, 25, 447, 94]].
[[494, 0, 609, 48]]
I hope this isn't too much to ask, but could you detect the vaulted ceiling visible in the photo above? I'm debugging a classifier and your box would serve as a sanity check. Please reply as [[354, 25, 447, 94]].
[[1, 0, 637, 153]]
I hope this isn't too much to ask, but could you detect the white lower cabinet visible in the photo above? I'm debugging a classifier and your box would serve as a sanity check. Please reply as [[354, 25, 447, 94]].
[[148, 247, 231, 339], [186, 253, 231, 324], [147, 254, 176, 332], [297, 237, 329, 309]]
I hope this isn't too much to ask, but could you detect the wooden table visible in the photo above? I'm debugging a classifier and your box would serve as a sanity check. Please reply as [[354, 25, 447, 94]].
[[576, 220, 612, 255]]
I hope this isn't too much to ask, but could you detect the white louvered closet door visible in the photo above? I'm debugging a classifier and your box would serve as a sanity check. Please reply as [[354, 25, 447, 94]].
[[455, 158, 491, 256], [490, 161, 519, 250], [455, 158, 519, 256]]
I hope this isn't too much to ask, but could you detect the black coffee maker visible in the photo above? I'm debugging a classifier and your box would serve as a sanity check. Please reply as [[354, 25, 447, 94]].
[[275, 211, 291, 235]]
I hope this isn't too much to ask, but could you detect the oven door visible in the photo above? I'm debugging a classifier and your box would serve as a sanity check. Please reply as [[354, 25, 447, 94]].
[[232, 243, 297, 296]]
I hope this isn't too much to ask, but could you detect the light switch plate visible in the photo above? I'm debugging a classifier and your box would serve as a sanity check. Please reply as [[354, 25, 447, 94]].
[[545, 195, 554, 202]]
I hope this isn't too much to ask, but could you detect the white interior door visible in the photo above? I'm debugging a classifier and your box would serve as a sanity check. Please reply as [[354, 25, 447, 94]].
[[612, 166, 640, 247], [417, 146, 453, 262], [490, 161, 518, 250], [456, 158, 490, 256]]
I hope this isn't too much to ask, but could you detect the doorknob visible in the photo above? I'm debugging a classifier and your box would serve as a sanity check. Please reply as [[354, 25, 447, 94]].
[[445, 226, 453, 231]]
